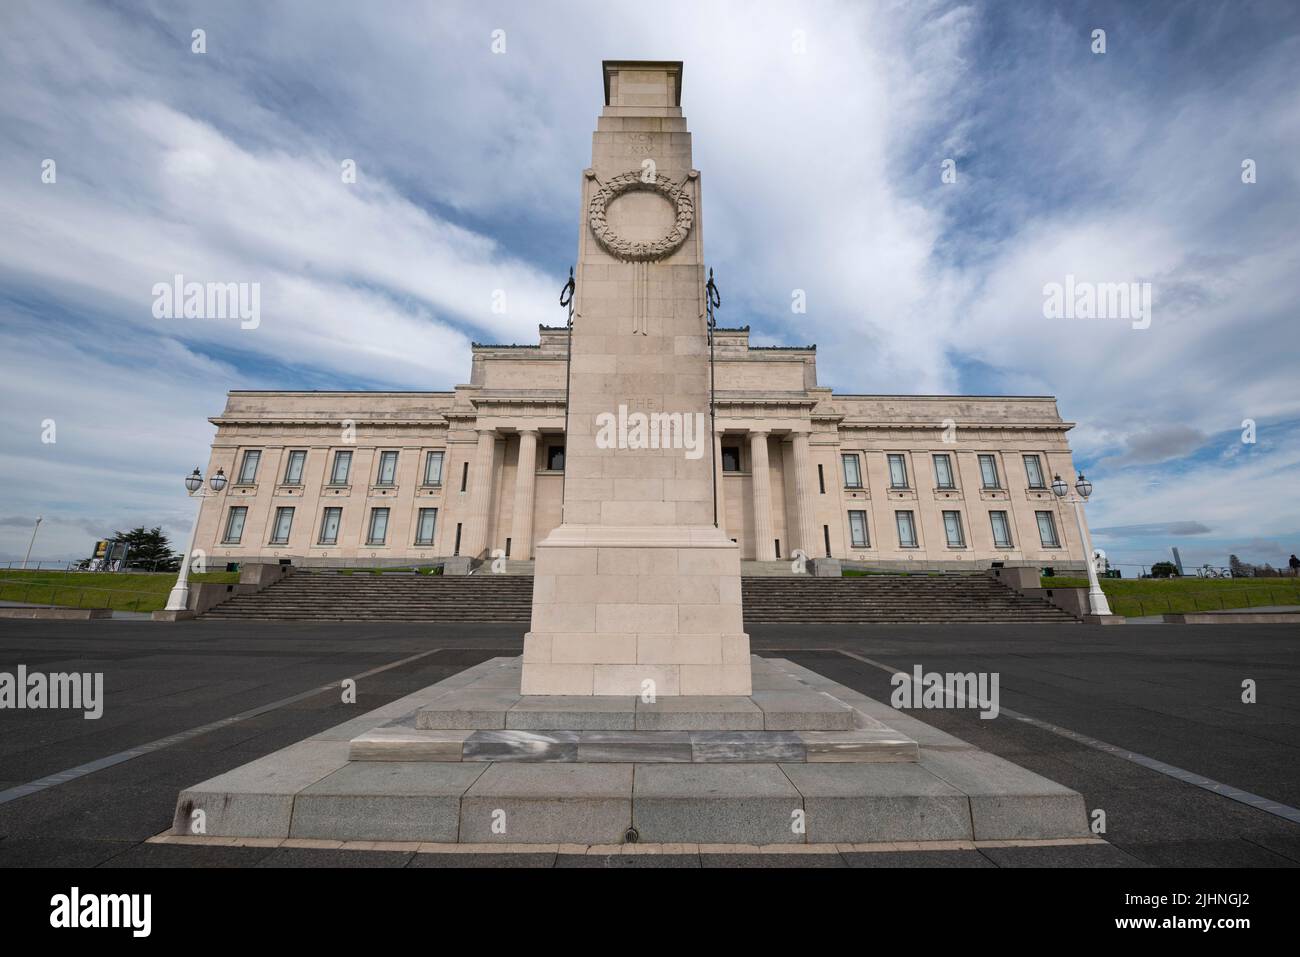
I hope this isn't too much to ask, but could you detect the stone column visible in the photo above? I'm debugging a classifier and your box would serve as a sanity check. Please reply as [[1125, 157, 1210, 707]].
[[749, 430, 776, 561], [789, 432, 819, 558], [714, 430, 727, 533], [511, 429, 539, 559], [462, 429, 497, 557]]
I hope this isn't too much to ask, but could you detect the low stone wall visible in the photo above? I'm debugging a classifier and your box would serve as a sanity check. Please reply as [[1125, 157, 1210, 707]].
[[0, 607, 112, 620]]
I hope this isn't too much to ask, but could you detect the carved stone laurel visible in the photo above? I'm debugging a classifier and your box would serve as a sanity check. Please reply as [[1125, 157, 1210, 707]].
[[588, 171, 694, 262]]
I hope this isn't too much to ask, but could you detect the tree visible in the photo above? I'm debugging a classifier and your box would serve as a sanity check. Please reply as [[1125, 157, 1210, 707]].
[[112, 526, 180, 571], [1149, 561, 1178, 578], [1229, 554, 1254, 578]]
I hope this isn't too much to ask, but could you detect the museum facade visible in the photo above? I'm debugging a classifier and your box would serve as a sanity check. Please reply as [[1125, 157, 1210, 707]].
[[194, 326, 1088, 573], [190, 61, 1089, 576]]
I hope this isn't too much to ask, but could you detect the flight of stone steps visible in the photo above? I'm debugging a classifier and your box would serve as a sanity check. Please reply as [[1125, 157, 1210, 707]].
[[201, 568, 1077, 623], [201, 570, 533, 622], [741, 574, 1079, 623]]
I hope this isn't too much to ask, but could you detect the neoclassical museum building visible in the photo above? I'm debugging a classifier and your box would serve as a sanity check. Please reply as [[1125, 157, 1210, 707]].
[[190, 62, 1089, 575]]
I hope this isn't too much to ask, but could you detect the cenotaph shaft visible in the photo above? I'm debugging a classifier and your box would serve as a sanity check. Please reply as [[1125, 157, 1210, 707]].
[[521, 61, 751, 696]]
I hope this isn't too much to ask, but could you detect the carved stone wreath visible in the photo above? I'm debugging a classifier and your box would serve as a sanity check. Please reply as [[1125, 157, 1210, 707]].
[[588, 171, 694, 262]]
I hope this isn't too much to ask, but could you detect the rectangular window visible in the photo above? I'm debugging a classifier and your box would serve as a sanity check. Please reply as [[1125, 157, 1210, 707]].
[[237, 450, 260, 484], [896, 510, 918, 548], [841, 453, 862, 488], [979, 454, 1001, 489], [933, 453, 955, 489], [817, 463, 825, 494], [1023, 454, 1046, 489], [722, 447, 741, 472], [1036, 510, 1060, 548], [270, 506, 294, 545], [990, 511, 1013, 549], [848, 510, 869, 548], [376, 451, 399, 486], [547, 445, 566, 471], [222, 506, 247, 544], [282, 450, 307, 485], [318, 507, 342, 545], [329, 450, 352, 485], [888, 454, 909, 489], [823, 524, 831, 556], [423, 450, 445, 486], [460, 462, 469, 492], [415, 508, 438, 546], [367, 507, 390, 545], [943, 510, 965, 547], [454, 523, 462, 555]]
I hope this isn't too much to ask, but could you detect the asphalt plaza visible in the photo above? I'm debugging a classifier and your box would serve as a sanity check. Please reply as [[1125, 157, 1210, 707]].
[[0, 618, 1295, 868]]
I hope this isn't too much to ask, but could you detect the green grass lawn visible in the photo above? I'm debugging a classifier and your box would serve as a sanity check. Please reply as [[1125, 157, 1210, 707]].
[[0, 570, 240, 613], [1041, 575, 1300, 617]]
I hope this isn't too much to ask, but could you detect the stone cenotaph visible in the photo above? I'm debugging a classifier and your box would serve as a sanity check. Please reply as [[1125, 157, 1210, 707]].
[[521, 61, 751, 696]]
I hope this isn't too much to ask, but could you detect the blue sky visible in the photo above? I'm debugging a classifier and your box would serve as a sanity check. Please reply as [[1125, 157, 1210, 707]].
[[1, 0, 1298, 576]]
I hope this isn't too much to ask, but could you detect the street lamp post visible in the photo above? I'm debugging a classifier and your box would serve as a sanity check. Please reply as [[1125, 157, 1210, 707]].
[[22, 516, 43, 570], [1052, 471, 1112, 617], [165, 467, 227, 612]]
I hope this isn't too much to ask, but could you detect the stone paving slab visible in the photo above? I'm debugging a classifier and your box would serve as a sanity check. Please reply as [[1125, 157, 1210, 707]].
[[751, 690, 856, 730], [799, 729, 920, 763], [577, 731, 693, 763], [459, 763, 633, 844], [415, 688, 524, 729], [506, 695, 637, 731], [350, 728, 472, 761], [634, 695, 764, 730], [173, 740, 352, 838], [463, 730, 580, 762], [632, 764, 804, 844], [689, 730, 804, 763], [291, 762, 486, 842], [781, 762, 972, 843], [918, 748, 1090, 840]]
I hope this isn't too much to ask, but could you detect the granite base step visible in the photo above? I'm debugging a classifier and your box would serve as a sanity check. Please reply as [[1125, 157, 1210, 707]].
[[171, 655, 1091, 845], [410, 659, 858, 732]]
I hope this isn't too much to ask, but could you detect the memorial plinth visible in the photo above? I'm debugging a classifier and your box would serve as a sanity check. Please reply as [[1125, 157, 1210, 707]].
[[521, 61, 751, 696]]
